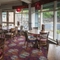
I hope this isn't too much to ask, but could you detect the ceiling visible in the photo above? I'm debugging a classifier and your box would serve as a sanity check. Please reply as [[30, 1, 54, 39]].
[[0, 0, 58, 6], [0, 0, 38, 5], [0, 0, 58, 10], [0, 0, 40, 9]]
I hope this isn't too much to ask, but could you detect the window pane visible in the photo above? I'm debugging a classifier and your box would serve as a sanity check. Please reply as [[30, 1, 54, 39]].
[[38, 10, 40, 29], [9, 12, 14, 22], [57, 10, 60, 40], [22, 13, 29, 30], [8, 24, 14, 29], [43, 11, 53, 39], [2, 12, 7, 22], [2, 23, 7, 30], [35, 10, 40, 29], [15, 9, 29, 30], [15, 14, 21, 26]]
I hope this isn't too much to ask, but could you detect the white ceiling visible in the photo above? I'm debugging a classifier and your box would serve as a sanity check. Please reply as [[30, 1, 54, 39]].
[[0, 0, 32, 5], [0, 0, 39, 5], [0, 0, 18, 4], [0, 0, 39, 9]]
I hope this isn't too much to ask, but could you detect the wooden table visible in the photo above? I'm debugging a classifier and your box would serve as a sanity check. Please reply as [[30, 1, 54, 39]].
[[28, 29, 40, 48], [28, 29, 40, 36], [28, 29, 49, 49]]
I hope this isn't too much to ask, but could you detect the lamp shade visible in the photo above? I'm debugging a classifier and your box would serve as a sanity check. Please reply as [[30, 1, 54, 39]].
[[16, 8, 21, 12], [35, 2, 41, 10]]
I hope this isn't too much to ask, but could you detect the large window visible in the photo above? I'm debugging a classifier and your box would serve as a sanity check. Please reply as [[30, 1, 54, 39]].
[[57, 10, 60, 40], [42, 2, 54, 38], [15, 9, 29, 30], [43, 11, 53, 38], [2, 11, 14, 30]]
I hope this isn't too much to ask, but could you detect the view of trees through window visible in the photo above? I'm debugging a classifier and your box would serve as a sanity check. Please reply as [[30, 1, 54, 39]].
[[43, 11, 53, 38], [57, 10, 60, 40]]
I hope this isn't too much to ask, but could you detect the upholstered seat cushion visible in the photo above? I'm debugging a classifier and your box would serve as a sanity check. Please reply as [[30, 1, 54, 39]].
[[40, 39, 47, 41]]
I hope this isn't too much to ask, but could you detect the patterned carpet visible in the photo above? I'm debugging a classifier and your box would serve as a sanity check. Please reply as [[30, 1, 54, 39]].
[[4, 36, 48, 60]]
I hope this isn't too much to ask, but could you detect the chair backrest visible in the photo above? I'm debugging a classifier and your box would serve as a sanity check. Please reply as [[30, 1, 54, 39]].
[[0, 38, 4, 47], [10, 28, 15, 33], [0, 38, 4, 59], [32, 27, 38, 30], [24, 31, 28, 41], [40, 32, 49, 40], [15, 26, 18, 34]]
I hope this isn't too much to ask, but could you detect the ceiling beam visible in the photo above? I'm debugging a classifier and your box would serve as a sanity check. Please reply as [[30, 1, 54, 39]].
[[21, 0, 32, 3]]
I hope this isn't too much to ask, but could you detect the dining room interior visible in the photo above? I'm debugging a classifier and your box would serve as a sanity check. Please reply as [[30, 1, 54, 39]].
[[0, 0, 60, 60]]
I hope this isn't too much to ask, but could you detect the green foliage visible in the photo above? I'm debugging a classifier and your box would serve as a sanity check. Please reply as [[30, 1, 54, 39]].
[[43, 11, 60, 19], [43, 12, 53, 18], [57, 11, 60, 18], [57, 30, 60, 34]]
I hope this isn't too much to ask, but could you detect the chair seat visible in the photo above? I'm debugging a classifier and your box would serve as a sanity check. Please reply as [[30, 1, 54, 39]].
[[40, 39, 47, 41], [29, 38, 36, 40], [28, 39, 36, 42]]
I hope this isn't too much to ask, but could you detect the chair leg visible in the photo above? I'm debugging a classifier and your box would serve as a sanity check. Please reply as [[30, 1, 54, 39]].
[[24, 41, 28, 48]]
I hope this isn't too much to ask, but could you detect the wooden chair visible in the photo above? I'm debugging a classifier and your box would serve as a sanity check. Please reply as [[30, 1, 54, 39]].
[[0, 25, 4, 38], [24, 31, 37, 48], [19, 26, 24, 36], [0, 38, 5, 60], [10, 28, 15, 39], [15, 26, 18, 36], [38, 32, 49, 50]]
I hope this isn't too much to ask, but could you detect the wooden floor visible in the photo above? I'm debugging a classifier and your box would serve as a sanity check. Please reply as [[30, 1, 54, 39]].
[[48, 44, 60, 60]]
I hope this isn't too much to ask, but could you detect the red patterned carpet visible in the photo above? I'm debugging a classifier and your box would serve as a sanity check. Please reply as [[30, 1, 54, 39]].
[[4, 36, 48, 60]]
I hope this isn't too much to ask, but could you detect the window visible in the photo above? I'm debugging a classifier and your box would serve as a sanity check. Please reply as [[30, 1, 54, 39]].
[[35, 10, 40, 29], [2, 12, 7, 22], [2, 11, 14, 30], [57, 10, 60, 40], [2, 23, 7, 30], [8, 12, 14, 22], [15, 9, 29, 30], [38, 10, 40, 29], [43, 11, 53, 38]]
